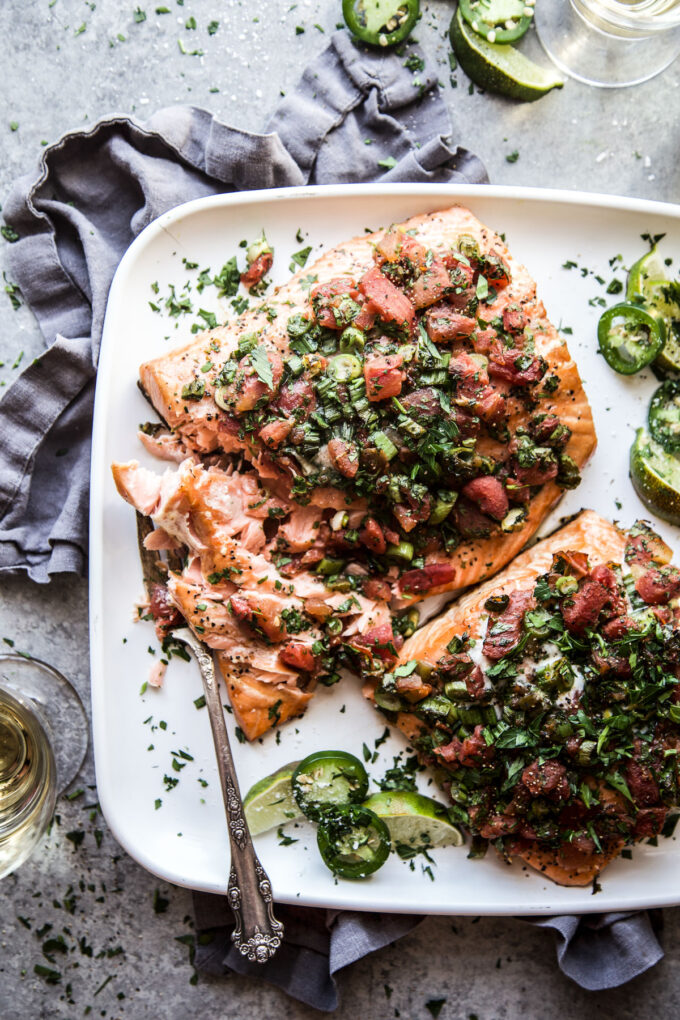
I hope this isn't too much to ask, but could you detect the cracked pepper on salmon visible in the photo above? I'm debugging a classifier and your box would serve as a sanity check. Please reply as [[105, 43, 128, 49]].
[[112, 204, 596, 743]]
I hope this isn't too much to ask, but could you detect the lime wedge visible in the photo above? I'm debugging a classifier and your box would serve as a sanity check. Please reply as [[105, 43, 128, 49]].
[[449, 6, 563, 102], [362, 790, 464, 854], [630, 428, 680, 526], [243, 761, 302, 836], [626, 248, 680, 373]]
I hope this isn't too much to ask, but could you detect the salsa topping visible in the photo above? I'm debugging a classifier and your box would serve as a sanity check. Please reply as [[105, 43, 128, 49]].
[[189, 225, 578, 594], [373, 521, 680, 868]]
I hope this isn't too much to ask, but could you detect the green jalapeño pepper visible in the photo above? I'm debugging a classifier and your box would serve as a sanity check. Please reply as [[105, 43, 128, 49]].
[[459, 0, 533, 43], [597, 302, 665, 375], [649, 380, 680, 452], [342, 0, 420, 48], [316, 804, 391, 879], [292, 750, 369, 821]]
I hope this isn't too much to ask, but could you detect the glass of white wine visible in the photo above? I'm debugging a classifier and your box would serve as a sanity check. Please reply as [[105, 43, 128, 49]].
[[0, 655, 88, 879], [535, 0, 680, 87]]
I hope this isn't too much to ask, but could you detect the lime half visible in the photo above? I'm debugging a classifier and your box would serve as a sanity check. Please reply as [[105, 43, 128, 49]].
[[627, 247, 680, 373], [630, 428, 680, 526], [243, 761, 302, 836], [363, 790, 464, 854], [449, 7, 563, 102]]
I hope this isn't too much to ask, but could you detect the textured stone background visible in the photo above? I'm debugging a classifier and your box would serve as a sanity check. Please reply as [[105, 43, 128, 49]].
[[0, 1, 679, 1017]]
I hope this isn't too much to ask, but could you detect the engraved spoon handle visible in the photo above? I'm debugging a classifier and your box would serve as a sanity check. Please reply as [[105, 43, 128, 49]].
[[174, 628, 284, 963]]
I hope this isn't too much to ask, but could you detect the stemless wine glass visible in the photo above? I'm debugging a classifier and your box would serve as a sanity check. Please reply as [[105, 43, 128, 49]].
[[535, 0, 680, 87], [0, 655, 88, 878]]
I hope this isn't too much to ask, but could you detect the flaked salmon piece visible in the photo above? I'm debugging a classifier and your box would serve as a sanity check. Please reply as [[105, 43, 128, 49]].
[[137, 428, 193, 463], [369, 511, 630, 887], [217, 665, 315, 742], [138, 205, 595, 601]]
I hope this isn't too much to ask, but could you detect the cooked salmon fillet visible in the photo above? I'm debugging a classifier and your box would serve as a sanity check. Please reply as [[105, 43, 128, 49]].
[[370, 512, 650, 887], [112, 457, 390, 740], [137, 206, 596, 603], [115, 203, 597, 742]]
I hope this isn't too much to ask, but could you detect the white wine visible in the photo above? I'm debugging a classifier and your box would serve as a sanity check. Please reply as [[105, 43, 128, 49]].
[[0, 687, 56, 879], [536, 0, 680, 86]]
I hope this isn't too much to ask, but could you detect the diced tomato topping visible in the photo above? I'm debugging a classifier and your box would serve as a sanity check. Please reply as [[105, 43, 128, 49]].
[[461, 476, 509, 522], [279, 641, 317, 673], [353, 623, 402, 663], [425, 304, 476, 343], [488, 349, 547, 386], [521, 760, 569, 801], [310, 277, 359, 329], [375, 229, 428, 270], [502, 304, 527, 334], [364, 352, 404, 402], [226, 351, 283, 414], [398, 562, 456, 595], [359, 517, 386, 555], [149, 584, 183, 637], [241, 252, 273, 290], [635, 566, 680, 605], [400, 387, 442, 418], [435, 726, 494, 768], [625, 743, 660, 807], [259, 419, 293, 449], [561, 578, 611, 636], [394, 674, 432, 703], [362, 576, 392, 602], [482, 590, 534, 660], [327, 437, 359, 478], [454, 499, 497, 539], [275, 376, 316, 421], [410, 260, 452, 310], [354, 304, 376, 330], [470, 327, 497, 356], [359, 267, 415, 331]]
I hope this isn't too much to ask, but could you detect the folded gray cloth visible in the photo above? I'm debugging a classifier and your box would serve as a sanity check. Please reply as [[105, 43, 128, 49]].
[[0, 30, 485, 582], [0, 24, 664, 1008]]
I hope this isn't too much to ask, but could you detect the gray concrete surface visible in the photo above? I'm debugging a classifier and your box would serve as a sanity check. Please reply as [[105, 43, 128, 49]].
[[0, 1, 679, 1017]]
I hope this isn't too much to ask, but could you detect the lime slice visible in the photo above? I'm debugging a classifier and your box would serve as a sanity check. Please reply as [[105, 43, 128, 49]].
[[362, 790, 464, 854], [449, 7, 563, 102], [243, 761, 302, 836], [627, 248, 680, 372], [630, 428, 680, 526]]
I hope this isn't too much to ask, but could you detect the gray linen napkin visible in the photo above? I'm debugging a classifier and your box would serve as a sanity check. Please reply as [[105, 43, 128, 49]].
[[0, 26, 664, 1007], [0, 29, 485, 582]]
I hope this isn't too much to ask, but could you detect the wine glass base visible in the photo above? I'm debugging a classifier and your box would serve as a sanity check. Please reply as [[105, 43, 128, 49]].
[[535, 2, 680, 88], [0, 655, 88, 794]]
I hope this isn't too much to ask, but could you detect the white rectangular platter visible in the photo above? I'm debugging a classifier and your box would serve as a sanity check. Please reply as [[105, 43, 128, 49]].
[[91, 184, 680, 915]]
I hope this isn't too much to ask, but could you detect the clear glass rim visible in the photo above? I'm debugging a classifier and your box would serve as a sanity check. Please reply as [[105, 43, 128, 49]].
[[572, 0, 680, 31], [0, 653, 88, 794]]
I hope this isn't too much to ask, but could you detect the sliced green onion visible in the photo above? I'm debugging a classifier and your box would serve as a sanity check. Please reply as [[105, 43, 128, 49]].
[[429, 490, 458, 525], [246, 231, 272, 264], [386, 541, 414, 562], [340, 326, 365, 352], [371, 431, 398, 460], [329, 353, 362, 382], [214, 386, 230, 411], [501, 507, 527, 533], [317, 557, 345, 575]]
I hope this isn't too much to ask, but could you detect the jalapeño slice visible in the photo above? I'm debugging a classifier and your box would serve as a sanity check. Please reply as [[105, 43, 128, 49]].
[[597, 302, 665, 375], [649, 380, 680, 452], [292, 750, 369, 821], [317, 804, 391, 879], [459, 0, 532, 43], [342, 0, 420, 47]]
